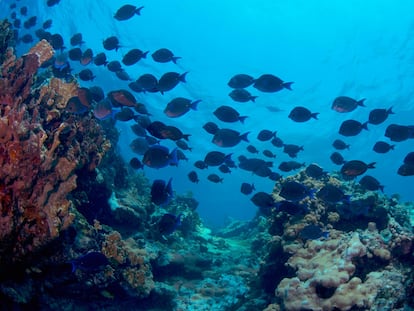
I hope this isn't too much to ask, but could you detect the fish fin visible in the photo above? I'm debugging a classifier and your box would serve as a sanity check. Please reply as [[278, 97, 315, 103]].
[[387, 106, 395, 114], [182, 134, 191, 141], [191, 99, 201, 110], [357, 98, 366, 107], [250, 96, 258, 102], [311, 112, 319, 120], [390, 145, 395, 150], [368, 162, 376, 169], [142, 51, 149, 58], [283, 82, 294, 90], [172, 56, 182, 64], [224, 153, 233, 161], [70, 262, 76, 273], [239, 116, 248, 123], [379, 185, 384, 192], [252, 183, 256, 191], [240, 132, 250, 143], [169, 148, 179, 166], [135, 6, 144, 15], [346, 144, 350, 150], [179, 72, 189, 83], [361, 121, 369, 130], [166, 178, 173, 196]]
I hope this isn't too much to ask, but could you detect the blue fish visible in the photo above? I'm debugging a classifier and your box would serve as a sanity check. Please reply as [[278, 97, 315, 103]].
[[143, 145, 178, 168], [158, 213, 182, 235], [69, 251, 109, 273], [151, 178, 173, 206]]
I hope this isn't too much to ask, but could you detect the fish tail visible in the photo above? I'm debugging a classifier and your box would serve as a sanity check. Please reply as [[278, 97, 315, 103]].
[[169, 148, 179, 166], [142, 51, 149, 58], [357, 98, 366, 107], [136, 6, 144, 15], [362, 122, 369, 130], [180, 72, 189, 83], [311, 112, 319, 120], [387, 106, 395, 114], [283, 82, 294, 90], [368, 162, 376, 169], [390, 145, 395, 150], [191, 100, 202, 110], [250, 96, 258, 102], [240, 132, 250, 143], [239, 116, 248, 123], [172, 56, 182, 64], [183, 134, 191, 141]]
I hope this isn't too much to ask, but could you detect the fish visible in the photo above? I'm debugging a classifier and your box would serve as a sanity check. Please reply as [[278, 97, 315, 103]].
[[253, 74, 293, 92], [103, 36, 120, 51], [20, 34, 33, 44], [332, 139, 350, 150], [89, 86, 105, 102], [299, 225, 328, 240], [20, 6, 28, 16], [257, 130, 276, 142], [276, 200, 307, 215], [212, 129, 249, 147], [368, 107, 394, 125], [164, 97, 201, 118], [65, 96, 89, 114], [384, 124, 414, 142], [131, 124, 147, 137], [188, 171, 199, 183], [47, 0, 60, 7], [240, 182, 255, 195], [219, 164, 231, 174], [176, 149, 188, 161], [94, 52, 108, 66], [143, 145, 178, 168], [373, 141, 395, 153], [122, 49, 148, 66], [268, 172, 282, 181], [316, 184, 349, 203], [151, 48, 181, 64], [151, 178, 173, 205], [283, 144, 304, 158], [108, 89, 137, 107], [176, 140, 192, 151], [207, 174, 223, 183], [262, 150, 276, 158], [80, 48, 93, 66], [68, 48, 82, 61], [115, 107, 138, 122], [278, 161, 305, 172], [229, 88, 257, 102], [246, 145, 259, 154], [70, 33, 84, 46], [213, 105, 247, 123], [43, 19, 53, 29], [279, 181, 311, 201], [305, 164, 326, 179], [136, 74, 158, 92], [76, 87, 93, 108], [107, 61, 122, 72], [78, 69, 95, 81], [203, 122, 220, 135], [239, 157, 272, 172], [339, 120, 368, 136], [115, 69, 132, 81], [147, 121, 168, 139], [332, 96, 365, 113], [330, 152, 346, 165], [250, 192, 275, 215], [397, 164, 414, 176], [194, 160, 208, 169], [129, 137, 150, 155], [114, 4, 144, 21], [24, 16, 37, 29], [135, 115, 152, 129], [204, 151, 232, 166], [70, 252, 109, 273], [227, 74, 255, 89], [160, 125, 190, 141], [271, 136, 284, 148], [93, 99, 114, 120], [129, 157, 144, 170], [253, 164, 272, 177], [157, 72, 188, 94], [288, 106, 319, 122], [158, 213, 182, 235], [404, 152, 414, 165], [13, 19, 21, 29], [341, 160, 376, 177], [49, 33, 65, 50], [265, 106, 284, 113], [359, 175, 384, 192]]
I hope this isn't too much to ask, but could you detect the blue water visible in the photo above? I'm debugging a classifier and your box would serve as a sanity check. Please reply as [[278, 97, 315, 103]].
[[4, 0, 414, 228]]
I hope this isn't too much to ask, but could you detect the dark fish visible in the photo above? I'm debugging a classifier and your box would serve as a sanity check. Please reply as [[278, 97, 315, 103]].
[[251, 192, 275, 215], [240, 182, 255, 195], [176, 140, 192, 151], [359, 176, 384, 192], [43, 19, 53, 29], [229, 88, 257, 102], [158, 72, 188, 94], [129, 157, 144, 169], [276, 200, 306, 215], [219, 164, 231, 174], [107, 60, 122, 72], [368, 107, 394, 125], [194, 160, 208, 169], [176, 149, 188, 161], [332, 139, 350, 150], [246, 145, 259, 154], [397, 164, 414, 176], [122, 49, 148, 66], [385, 124, 414, 142], [115, 107, 138, 122], [188, 171, 199, 183], [80, 48, 93, 66], [278, 161, 305, 172], [151, 178, 173, 205], [47, 0, 60, 7], [330, 152, 346, 165], [160, 125, 190, 141], [78, 69, 95, 81], [89, 86, 105, 102], [135, 103, 150, 115], [68, 48, 82, 61], [341, 160, 375, 177], [147, 121, 168, 139], [158, 213, 181, 235], [108, 89, 137, 107], [373, 141, 395, 154], [115, 69, 132, 81], [20, 6, 28, 16], [151, 48, 181, 64], [35, 29, 51, 41], [332, 96, 365, 113], [70, 252, 108, 273], [227, 74, 255, 89], [143, 145, 178, 168], [77, 87, 93, 108], [93, 99, 113, 120], [239, 157, 272, 172], [263, 150, 276, 158], [212, 129, 249, 147], [103, 36, 120, 51], [129, 81, 145, 93], [164, 97, 201, 118], [279, 181, 311, 201], [253, 74, 293, 92], [305, 164, 326, 179], [317, 184, 349, 203], [268, 172, 282, 181], [204, 151, 232, 166], [20, 34, 33, 44], [50, 33, 65, 50], [213, 105, 247, 123], [283, 144, 304, 158], [288, 106, 319, 122], [70, 33, 84, 46], [114, 4, 144, 21], [404, 152, 414, 165], [145, 136, 159, 145], [94, 52, 108, 66], [131, 124, 147, 137], [23, 16, 37, 29], [271, 136, 284, 148], [207, 174, 223, 183], [135, 115, 152, 129], [339, 120, 368, 136], [203, 122, 219, 135], [13, 19, 21, 28], [257, 130, 276, 141], [65, 96, 89, 114], [299, 225, 328, 240], [253, 164, 272, 177], [136, 74, 158, 92], [129, 137, 150, 155]]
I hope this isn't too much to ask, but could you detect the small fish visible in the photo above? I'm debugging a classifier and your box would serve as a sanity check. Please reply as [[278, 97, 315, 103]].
[[317, 184, 349, 203], [253, 163, 272, 177], [268, 172, 282, 181], [385, 124, 414, 142], [332, 96, 365, 113], [373, 141, 395, 154], [160, 125, 190, 141], [68, 48, 82, 61], [20, 6, 28, 16], [279, 181, 311, 201], [70, 33, 84, 46], [330, 152, 346, 165], [246, 145, 259, 154], [47, 0, 60, 7], [194, 160, 208, 169], [143, 145, 178, 168], [122, 49, 148, 66], [250, 192, 275, 215], [203, 122, 220, 135], [136, 74, 158, 92], [151, 48, 181, 64], [212, 129, 249, 147], [129, 137, 150, 155], [115, 69, 132, 81], [108, 89, 137, 107], [43, 19, 52, 29], [305, 164, 326, 179], [114, 5, 144, 21], [204, 151, 232, 166], [93, 99, 114, 120], [278, 161, 305, 172], [288, 106, 319, 122], [227, 74, 255, 89], [359, 175, 384, 192], [332, 139, 350, 150], [276, 200, 307, 215], [158, 72, 188, 94], [240, 182, 255, 195], [129, 157, 144, 170], [271, 136, 284, 148], [65, 96, 89, 114], [176, 140, 192, 151], [188, 171, 199, 183], [219, 164, 231, 174], [151, 178, 173, 205], [24, 16, 37, 29], [107, 61, 122, 72], [20, 34, 34, 44], [89, 86, 105, 102], [78, 69, 95, 81], [257, 130, 276, 142], [213, 105, 247, 123], [397, 163, 414, 176], [339, 120, 368, 136], [253, 74, 293, 92], [80, 48, 93, 66], [262, 150, 276, 158], [207, 174, 223, 183], [164, 97, 200, 118], [70, 252, 108, 273], [158, 213, 182, 235], [115, 107, 138, 122], [341, 160, 375, 177], [103, 36, 120, 51], [94, 52, 108, 66], [283, 144, 304, 158], [299, 225, 328, 240], [49, 33, 65, 50], [404, 152, 414, 165], [368, 107, 394, 125], [229, 89, 257, 102]]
